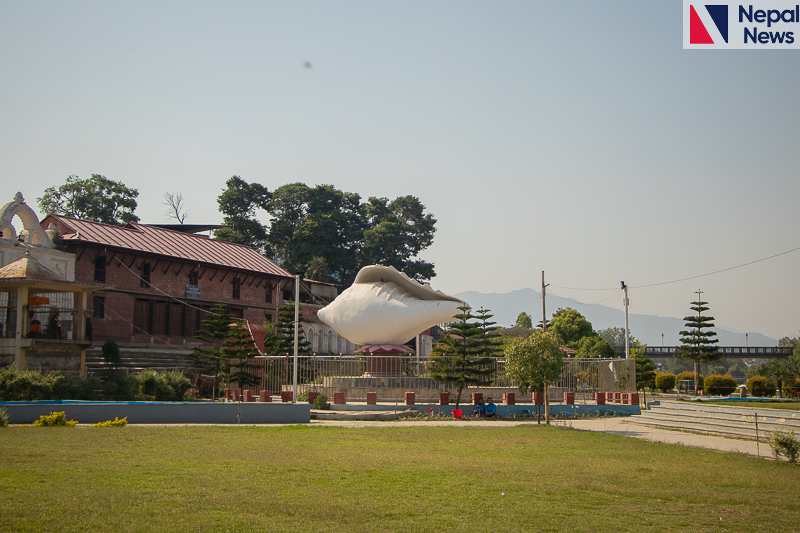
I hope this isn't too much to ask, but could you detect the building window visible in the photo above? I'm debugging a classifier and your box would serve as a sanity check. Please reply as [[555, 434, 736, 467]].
[[188, 268, 198, 285], [93, 296, 105, 319], [94, 256, 106, 282], [265, 282, 273, 303], [232, 276, 241, 300], [264, 313, 273, 325], [141, 263, 151, 288]]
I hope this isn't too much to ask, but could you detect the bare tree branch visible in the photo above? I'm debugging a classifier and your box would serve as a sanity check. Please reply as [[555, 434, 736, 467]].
[[162, 191, 190, 224]]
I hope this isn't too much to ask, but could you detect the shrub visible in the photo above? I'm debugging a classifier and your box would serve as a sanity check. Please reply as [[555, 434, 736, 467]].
[[102, 371, 138, 401], [654, 372, 676, 392], [132, 370, 191, 401], [313, 393, 330, 410], [768, 430, 800, 464], [0, 365, 61, 401], [0, 406, 9, 427], [33, 411, 78, 427], [102, 339, 121, 367], [94, 417, 128, 427], [704, 374, 738, 396], [747, 376, 776, 397], [51, 375, 101, 401], [675, 371, 703, 391], [784, 378, 800, 398]]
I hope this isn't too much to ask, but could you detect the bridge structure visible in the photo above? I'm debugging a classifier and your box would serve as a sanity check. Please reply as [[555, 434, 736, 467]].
[[612, 346, 792, 360]]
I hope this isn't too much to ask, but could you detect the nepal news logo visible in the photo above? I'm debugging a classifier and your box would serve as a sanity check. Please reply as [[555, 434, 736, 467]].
[[684, 2, 800, 49]]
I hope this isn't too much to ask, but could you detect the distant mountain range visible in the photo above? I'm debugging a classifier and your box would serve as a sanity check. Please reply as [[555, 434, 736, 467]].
[[454, 288, 778, 347]]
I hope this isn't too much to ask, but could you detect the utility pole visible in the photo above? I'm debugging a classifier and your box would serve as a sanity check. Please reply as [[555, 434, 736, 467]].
[[621, 281, 630, 359], [541, 271, 549, 332], [293, 274, 300, 404]]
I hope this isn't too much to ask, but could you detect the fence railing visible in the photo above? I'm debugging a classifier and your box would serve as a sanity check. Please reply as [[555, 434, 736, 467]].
[[0, 305, 85, 341], [226, 356, 636, 402]]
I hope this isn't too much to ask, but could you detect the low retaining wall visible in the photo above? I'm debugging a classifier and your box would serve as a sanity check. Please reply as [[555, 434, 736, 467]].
[[0, 401, 310, 425], [321, 403, 640, 417]]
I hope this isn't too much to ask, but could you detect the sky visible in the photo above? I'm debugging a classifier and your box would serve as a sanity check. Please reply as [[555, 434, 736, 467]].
[[2, 1, 799, 340]]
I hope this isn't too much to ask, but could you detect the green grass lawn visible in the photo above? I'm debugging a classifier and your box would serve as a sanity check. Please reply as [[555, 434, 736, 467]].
[[1, 424, 797, 532]]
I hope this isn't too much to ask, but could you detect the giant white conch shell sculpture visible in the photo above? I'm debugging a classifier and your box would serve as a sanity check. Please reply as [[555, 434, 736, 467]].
[[317, 265, 464, 346]]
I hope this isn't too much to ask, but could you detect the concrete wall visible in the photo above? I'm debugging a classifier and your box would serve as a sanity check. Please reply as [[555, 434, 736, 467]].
[[1, 401, 311, 424]]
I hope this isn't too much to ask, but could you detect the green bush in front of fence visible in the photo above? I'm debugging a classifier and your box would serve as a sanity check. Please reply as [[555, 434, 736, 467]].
[[768, 430, 800, 464], [0, 406, 9, 427], [654, 372, 676, 392], [704, 374, 738, 396], [313, 393, 330, 410], [747, 376, 776, 397], [132, 371, 191, 401], [675, 371, 703, 391]]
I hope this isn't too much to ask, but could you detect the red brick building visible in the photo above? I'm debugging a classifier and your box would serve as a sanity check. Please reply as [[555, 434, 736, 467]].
[[42, 215, 294, 346]]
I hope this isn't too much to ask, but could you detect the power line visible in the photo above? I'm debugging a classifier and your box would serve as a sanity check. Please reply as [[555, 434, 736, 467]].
[[550, 244, 800, 291]]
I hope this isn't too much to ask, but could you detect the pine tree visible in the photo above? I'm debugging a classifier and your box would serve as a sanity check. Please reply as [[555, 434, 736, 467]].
[[677, 291, 720, 395], [224, 325, 261, 397], [271, 302, 312, 386], [191, 302, 233, 400], [428, 305, 495, 409], [475, 307, 502, 358]]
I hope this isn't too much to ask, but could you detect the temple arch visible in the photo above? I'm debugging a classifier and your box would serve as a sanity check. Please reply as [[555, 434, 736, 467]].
[[0, 192, 53, 248]]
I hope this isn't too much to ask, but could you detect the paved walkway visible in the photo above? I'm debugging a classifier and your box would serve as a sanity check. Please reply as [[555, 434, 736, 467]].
[[308, 414, 767, 458]]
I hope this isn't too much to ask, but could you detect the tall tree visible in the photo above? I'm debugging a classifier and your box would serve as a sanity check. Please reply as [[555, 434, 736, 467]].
[[224, 326, 261, 397], [38, 174, 139, 224], [632, 342, 656, 403], [475, 307, 503, 358], [504, 330, 565, 424], [428, 305, 495, 409], [214, 176, 271, 255], [549, 308, 594, 349], [361, 195, 437, 282], [515, 312, 533, 330], [575, 335, 615, 358], [162, 191, 190, 224], [191, 302, 234, 400], [677, 292, 720, 395], [597, 327, 635, 348]]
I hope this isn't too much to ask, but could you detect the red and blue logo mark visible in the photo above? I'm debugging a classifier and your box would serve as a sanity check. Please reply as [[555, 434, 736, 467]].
[[690, 4, 729, 43]]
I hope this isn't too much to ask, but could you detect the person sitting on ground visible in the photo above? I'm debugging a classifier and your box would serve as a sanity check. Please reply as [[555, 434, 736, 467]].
[[473, 398, 486, 417], [484, 397, 497, 418]]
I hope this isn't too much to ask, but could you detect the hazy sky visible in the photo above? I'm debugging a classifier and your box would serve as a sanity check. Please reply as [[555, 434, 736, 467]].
[[2, 1, 798, 339]]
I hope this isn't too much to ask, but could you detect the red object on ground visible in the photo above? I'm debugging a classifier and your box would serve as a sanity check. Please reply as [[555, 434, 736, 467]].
[[367, 392, 377, 405], [334, 392, 346, 404], [532, 392, 544, 405], [596, 392, 606, 406], [405, 392, 415, 405], [452, 409, 463, 419], [308, 391, 319, 404], [260, 390, 272, 402], [503, 392, 515, 405], [242, 390, 250, 403], [472, 392, 483, 405], [281, 391, 293, 403], [564, 392, 574, 405], [439, 392, 450, 406]]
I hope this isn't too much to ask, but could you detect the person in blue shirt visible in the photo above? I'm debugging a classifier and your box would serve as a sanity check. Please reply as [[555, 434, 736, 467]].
[[484, 397, 497, 418], [473, 398, 486, 417]]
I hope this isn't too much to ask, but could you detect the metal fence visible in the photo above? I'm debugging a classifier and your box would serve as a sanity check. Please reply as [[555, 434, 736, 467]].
[[0, 292, 84, 341], [231, 356, 636, 402]]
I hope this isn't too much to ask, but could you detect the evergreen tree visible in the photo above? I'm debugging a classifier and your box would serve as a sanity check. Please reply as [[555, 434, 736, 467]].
[[677, 292, 720, 395], [475, 307, 502, 358], [224, 325, 261, 397], [191, 302, 233, 400], [631, 342, 656, 404], [428, 305, 495, 409], [272, 302, 312, 386]]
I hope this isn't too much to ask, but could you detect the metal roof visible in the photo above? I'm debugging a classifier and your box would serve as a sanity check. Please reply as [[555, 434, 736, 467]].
[[43, 215, 292, 278]]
